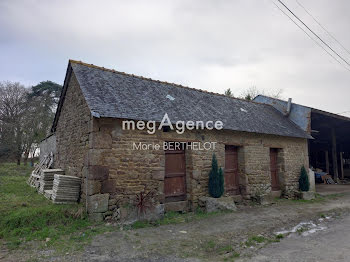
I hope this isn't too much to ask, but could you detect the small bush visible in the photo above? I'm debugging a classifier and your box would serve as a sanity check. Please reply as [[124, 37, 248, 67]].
[[299, 166, 310, 192], [208, 154, 224, 198], [276, 234, 284, 239]]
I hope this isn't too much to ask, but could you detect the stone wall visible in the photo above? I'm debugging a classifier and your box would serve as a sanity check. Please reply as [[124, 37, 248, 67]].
[[84, 118, 308, 219], [54, 72, 92, 202]]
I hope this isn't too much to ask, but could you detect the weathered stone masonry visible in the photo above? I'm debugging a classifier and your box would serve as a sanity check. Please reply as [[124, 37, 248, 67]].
[[55, 115, 308, 219], [54, 72, 92, 203], [52, 61, 310, 221]]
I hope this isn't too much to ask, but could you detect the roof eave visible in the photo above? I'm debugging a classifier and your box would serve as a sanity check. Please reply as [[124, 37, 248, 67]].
[[311, 108, 350, 122]]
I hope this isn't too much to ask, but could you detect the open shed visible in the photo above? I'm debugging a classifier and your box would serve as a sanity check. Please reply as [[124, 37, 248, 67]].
[[254, 95, 350, 182], [310, 109, 350, 181]]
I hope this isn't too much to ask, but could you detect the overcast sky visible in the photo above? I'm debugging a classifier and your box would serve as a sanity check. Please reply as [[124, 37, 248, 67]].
[[1, 0, 349, 115]]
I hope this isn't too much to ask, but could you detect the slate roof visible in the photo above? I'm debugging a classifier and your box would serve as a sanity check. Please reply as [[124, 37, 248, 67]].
[[52, 60, 311, 139]]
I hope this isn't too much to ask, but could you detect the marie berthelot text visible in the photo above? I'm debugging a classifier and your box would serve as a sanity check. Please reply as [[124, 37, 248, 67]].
[[132, 141, 217, 151]]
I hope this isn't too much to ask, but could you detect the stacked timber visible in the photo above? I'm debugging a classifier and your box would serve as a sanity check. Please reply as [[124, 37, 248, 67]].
[[51, 175, 81, 204], [27, 152, 54, 188], [38, 169, 65, 194], [44, 190, 53, 200]]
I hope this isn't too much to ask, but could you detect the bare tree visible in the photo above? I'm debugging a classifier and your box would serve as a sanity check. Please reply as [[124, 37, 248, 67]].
[[240, 86, 284, 101], [0, 81, 29, 164], [0, 80, 62, 165]]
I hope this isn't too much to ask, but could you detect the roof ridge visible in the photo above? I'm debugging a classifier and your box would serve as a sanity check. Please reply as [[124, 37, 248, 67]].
[[69, 59, 266, 106]]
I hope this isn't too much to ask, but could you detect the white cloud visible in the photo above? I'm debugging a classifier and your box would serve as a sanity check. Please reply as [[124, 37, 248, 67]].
[[0, 0, 350, 114]]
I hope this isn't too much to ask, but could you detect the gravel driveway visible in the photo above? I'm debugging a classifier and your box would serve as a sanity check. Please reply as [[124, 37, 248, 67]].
[[244, 212, 350, 262], [3, 192, 350, 262]]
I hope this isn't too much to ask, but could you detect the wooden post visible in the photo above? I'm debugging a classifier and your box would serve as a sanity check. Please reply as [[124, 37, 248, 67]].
[[331, 128, 339, 182], [325, 150, 330, 174], [340, 152, 344, 180]]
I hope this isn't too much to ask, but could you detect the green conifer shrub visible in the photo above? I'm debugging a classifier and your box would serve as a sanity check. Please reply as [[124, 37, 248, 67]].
[[208, 154, 224, 198], [299, 166, 310, 192]]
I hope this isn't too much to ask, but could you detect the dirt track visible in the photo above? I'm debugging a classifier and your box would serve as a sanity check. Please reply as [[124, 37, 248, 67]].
[[244, 211, 350, 262], [3, 192, 350, 262]]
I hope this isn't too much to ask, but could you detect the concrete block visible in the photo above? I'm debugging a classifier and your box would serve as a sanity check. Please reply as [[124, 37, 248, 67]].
[[87, 193, 109, 213], [89, 165, 109, 180], [301, 191, 315, 200], [270, 190, 282, 198], [199, 197, 237, 213], [308, 168, 316, 192], [112, 206, 138, 225], [113, 204, 165, 224], [141, 204, 164, 221], [101, 179, 116, 193], [86, 180, 101, 195]]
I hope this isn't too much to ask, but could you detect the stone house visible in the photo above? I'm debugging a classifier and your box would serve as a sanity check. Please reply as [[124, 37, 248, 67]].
[[51, 60, 311, 220]]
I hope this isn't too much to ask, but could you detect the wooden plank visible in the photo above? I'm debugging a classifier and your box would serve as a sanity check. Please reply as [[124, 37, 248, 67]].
[[270, 148, 280, 191], [225, 145, 239, 195], [27, 152, 54, 187], [325, 150, 330, 174], [340, 152, 344, 180], [331, 128, 339, 182], [164, 148, 186, 202]]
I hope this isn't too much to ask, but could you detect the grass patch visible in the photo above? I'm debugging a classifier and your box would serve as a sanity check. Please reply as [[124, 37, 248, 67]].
[[203, 240, 216, 250], [131, 220, 149, 229], [296, 227, 307, 234], [218, 245, 234, 254], [245, 235, 266, 246], [0, 162, 112, 252], [291, 193, 345, 204], [244, 234, 281, 247], [0, 163, 233, 254], [275, 193, 332, 205], [158, 209, 226, 225], [245, 235, 265, 247]]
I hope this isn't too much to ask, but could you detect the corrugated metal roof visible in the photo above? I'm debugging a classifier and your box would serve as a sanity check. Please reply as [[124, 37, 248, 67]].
[[53, 60, 311, 139]]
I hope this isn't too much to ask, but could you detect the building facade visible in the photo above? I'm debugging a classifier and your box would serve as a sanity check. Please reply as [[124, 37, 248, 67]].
[[52, 60, 310, 220]]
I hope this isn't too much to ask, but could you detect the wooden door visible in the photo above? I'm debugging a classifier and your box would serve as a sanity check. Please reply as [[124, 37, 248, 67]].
[[164, 149, 186, 202], [270, 148, 280, 191], [225, 145, 239, 195]]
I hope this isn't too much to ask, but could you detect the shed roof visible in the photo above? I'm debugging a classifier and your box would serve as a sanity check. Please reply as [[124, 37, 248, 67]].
[[52, 60, 311, 139], [255, 95, 350, 122]]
